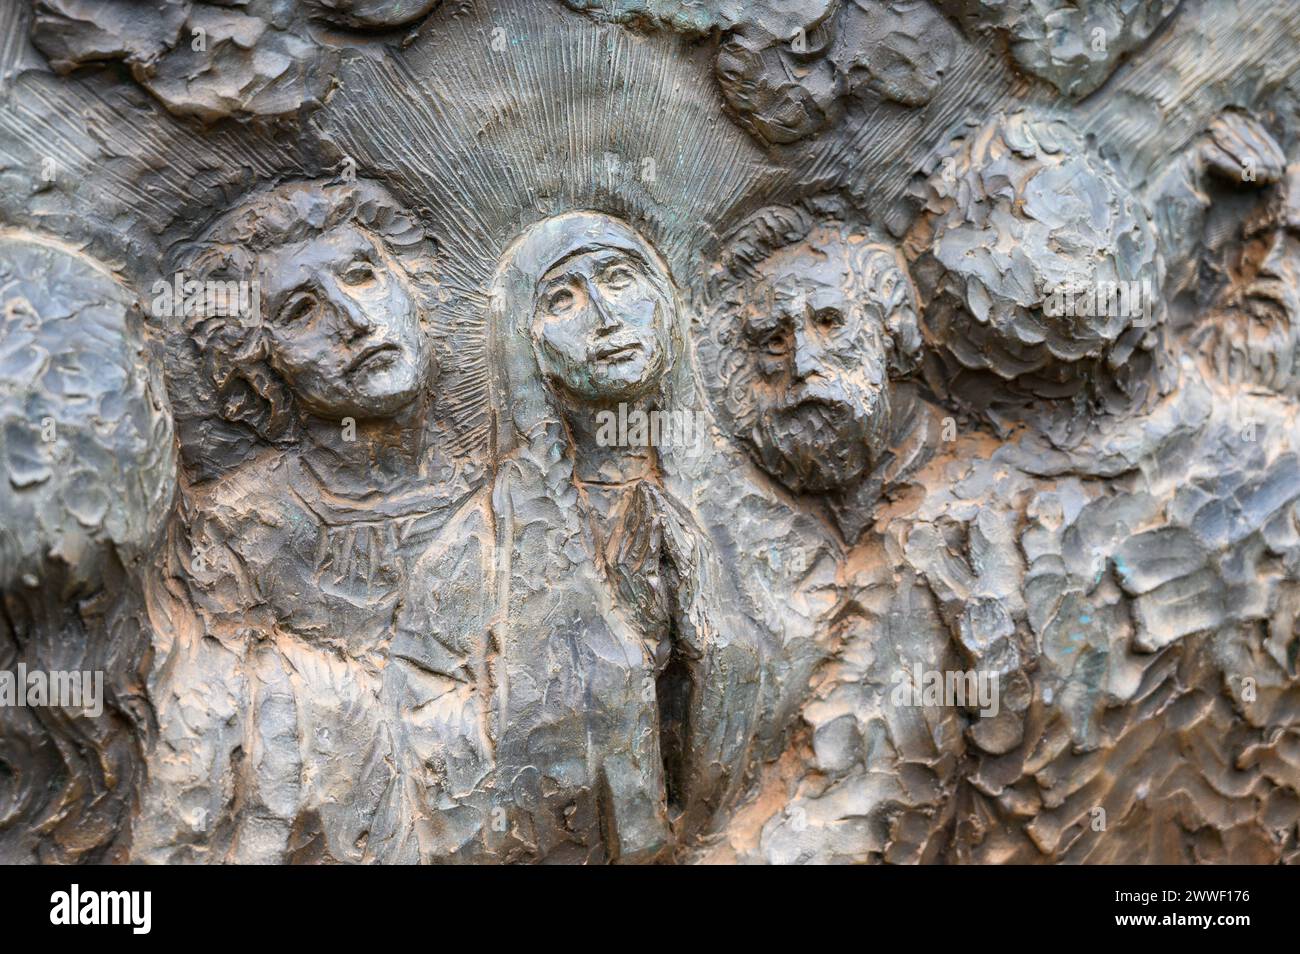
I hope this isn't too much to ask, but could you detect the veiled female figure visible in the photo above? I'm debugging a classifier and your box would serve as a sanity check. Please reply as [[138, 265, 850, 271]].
[[400, 211, 767, 862]]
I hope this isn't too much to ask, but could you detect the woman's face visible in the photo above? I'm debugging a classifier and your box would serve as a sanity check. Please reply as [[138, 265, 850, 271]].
[[530, 247, 672, 403], [260, 222, 433, 420]]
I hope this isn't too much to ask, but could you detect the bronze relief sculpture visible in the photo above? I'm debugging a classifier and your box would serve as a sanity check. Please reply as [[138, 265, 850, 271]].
[[2, 0, 1300, 867]]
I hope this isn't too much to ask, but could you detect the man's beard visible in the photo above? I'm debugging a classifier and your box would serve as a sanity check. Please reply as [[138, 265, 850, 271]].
[[747, 380, 890, 495]]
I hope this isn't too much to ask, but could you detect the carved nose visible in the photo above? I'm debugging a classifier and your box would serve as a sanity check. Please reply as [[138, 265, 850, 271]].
[[589, 286, 621, 335], [1257, 232, 1290, 279], [791, 327, 822, 382], [333, 288, 375, 339]]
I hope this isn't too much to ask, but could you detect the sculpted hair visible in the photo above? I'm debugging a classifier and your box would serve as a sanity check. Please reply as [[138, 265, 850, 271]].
[[162, 178, 440, 477], [708, 201, 922, 433]]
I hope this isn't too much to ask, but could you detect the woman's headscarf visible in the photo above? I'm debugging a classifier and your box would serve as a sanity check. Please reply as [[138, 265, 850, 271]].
[[482, 211, 764, 857]]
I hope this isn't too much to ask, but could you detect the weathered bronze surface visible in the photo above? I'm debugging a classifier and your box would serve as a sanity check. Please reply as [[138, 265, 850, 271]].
[[1, 0, 1299, 864]]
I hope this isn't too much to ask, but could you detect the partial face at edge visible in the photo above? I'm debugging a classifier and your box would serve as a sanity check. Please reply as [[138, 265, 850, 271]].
[[260, 222, 434, 420], [1209, 177, 1300, 392], [530, 247, 672, 404], [1238, 184, 1300, 328]]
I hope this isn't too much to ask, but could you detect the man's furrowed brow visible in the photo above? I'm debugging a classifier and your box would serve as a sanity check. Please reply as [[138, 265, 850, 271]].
[[743, 309, 782, 337]]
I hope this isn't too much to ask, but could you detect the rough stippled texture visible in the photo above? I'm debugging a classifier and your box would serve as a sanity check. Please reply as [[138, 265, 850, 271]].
[[0, 231, 174, 862], [936, 0, 1183, 99], [1, 0, 1299, 865]]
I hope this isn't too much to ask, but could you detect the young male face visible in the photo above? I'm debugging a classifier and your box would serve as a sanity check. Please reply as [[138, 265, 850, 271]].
[[259, 221, 434, 420]]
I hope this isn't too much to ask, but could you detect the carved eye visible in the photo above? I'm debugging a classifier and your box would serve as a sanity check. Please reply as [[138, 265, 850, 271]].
[[277, 293, 316, 326], [341, 260, 376, 285], [761, 331, 789, 356], [602, 264, 635, 290], [813, 307, 842, 329], [546, 288, 575, 314]]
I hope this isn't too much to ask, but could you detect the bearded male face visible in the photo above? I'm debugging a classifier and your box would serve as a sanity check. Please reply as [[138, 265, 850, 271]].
[[1202, 165, 1300, 395], [733, 232, 900, 494]]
